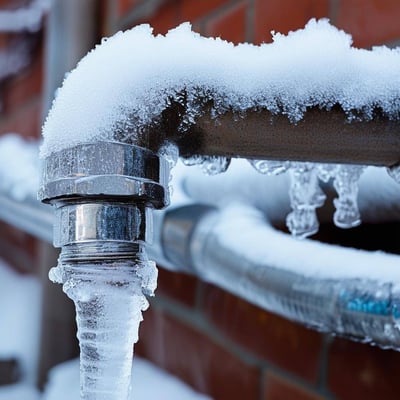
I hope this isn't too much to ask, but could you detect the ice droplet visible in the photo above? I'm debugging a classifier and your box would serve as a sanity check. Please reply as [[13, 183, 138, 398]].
[[248, 159, 289, 175], [286, 162, 326, 238], [333, 164, 365, 229]]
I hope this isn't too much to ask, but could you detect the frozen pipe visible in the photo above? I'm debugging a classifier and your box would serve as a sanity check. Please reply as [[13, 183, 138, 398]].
[[159, 203, 400, 349], [39, 142, 169, 399], [38, 21, 400, 397]]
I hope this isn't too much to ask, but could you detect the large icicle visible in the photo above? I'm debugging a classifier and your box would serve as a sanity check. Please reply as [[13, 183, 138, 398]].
[[49, 249, 157, 400], [286, 162, 326, 238], [333, 165, 365, 228]]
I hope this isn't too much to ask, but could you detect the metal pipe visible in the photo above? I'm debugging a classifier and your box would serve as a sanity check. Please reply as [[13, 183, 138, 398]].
[[159, 202, 400, 349], [167, 106, 400, 167], [39, 141, 170, 264], [43, 0, 98, 116]]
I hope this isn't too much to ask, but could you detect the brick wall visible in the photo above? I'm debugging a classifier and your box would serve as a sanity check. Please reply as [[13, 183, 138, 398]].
[[101, 1, 400, 399]]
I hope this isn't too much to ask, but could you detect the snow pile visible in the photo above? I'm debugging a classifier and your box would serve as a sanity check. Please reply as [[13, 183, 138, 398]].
[[0, 134, 40, 200], [41, 19, 400, 157], [0, 259, 41, 385], [0, 384, 40, 400], [42, 357, 211, 400]]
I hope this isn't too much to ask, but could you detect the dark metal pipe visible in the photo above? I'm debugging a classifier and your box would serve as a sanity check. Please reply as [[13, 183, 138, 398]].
[[163, 107, 400, 166]]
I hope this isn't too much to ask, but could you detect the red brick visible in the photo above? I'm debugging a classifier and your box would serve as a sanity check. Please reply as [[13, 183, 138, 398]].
[[136, 307, 261, 400], [156, 267, 198, 307], [0, 221, 39, 273], [328, 338, 400, 400], [264, 373, 323, 400], [204, 1, 247, 44], [202, 284, 323, 383], [254, 0, 329, 44], [336, 0, 400, 48], [0, 98, 42, 139], [145, 1, 180, 35], [180, 0, 231, 22], [2, 46, 43, 115]]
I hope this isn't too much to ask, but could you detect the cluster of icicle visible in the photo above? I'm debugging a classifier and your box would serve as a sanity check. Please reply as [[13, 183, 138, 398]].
[[49, 252, 157, 400], [181, 154, 365, 238]]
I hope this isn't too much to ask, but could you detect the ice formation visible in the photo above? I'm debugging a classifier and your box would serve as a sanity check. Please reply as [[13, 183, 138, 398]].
[[246, 159, 367, 237], [37, 17, 400, 399], [49, 251, 157, 400], [41, 19, 400, 158]]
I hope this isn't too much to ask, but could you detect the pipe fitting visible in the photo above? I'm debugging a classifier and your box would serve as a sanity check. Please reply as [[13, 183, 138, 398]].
[[38, 141, 170, 265]]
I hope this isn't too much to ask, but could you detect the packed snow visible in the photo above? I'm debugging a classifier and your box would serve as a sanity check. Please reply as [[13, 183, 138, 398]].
[[0, 259, 41, 385], [41, 19, 400, 157]]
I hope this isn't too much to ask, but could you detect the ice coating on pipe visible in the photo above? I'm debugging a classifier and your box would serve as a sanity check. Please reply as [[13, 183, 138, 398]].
[[49, 256, 157, 400], [41, 19, 400, 158]]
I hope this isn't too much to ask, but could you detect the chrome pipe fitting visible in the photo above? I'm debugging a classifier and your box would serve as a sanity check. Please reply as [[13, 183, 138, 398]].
[[39, 141, 170, 265]]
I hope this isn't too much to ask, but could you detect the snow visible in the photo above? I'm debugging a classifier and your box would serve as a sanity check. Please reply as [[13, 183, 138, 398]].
[[0, 259, 41, 385], [207, 202, 400, 283], [42, 357, 211, 400], [0, 134, 40, 201], [0, 383, 40, 400], [41, 19, 400, 158]]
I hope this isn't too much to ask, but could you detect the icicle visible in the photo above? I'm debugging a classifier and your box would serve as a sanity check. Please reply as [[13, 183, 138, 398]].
[[182, 155, 231, 175], [49, 250, 157, 400], [201, 156, 231, 175], [248, 159, 290, 175], [333, 164, 365, 229], [181, 154, 206, 167], [286, 162, 326, 238], [159, 141, 179, 197], [317, 163, 339, 183]]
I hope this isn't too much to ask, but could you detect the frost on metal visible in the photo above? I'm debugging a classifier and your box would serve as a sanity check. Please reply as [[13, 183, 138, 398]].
[[41, 19, 400, 158]]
